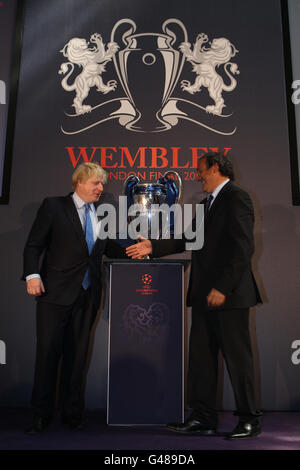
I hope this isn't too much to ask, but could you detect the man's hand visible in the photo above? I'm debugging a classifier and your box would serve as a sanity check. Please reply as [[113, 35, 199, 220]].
[[126, 236, 153, 259], [26, 278, 45, 296], [207, 288, 226, 308]]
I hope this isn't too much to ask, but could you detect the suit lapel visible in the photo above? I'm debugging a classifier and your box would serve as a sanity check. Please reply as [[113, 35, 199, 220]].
[[91, 203, 105, 254], [205, 181, 232, 222], [62, 195, 88, 251]]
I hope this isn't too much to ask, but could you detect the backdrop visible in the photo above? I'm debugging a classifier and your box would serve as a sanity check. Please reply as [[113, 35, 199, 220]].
[[0, 0, 300, 411]]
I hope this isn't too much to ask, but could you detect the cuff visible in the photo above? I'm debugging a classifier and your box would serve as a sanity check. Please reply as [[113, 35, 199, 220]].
[[26, 274, 41, 282]]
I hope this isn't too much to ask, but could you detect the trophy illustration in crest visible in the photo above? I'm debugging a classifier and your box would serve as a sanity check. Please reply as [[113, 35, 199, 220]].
[[110, 18, 188, 132]]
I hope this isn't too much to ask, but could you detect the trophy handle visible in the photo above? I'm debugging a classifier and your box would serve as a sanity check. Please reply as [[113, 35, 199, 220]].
[[110, 18, 137, 45], [161, 19, 188, 104], [123, 173, 140, 196], [110, 19, 137, 105], [162, 18, 188, 45], [163, 170, 182, 204]]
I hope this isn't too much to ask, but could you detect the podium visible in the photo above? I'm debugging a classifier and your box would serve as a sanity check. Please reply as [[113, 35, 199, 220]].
[[106, 260, 186, 425]]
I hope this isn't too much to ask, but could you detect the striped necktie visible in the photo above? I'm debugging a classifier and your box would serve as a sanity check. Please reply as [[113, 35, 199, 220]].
[[204, 194, 214, 216]]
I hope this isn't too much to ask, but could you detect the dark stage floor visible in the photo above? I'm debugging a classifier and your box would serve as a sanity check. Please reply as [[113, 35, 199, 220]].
[[0, 408, 299, 452]]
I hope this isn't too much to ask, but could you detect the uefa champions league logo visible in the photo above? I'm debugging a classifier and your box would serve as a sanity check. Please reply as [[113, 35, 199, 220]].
[[59, 19, 240, 135], [141, 273, 152, 285]]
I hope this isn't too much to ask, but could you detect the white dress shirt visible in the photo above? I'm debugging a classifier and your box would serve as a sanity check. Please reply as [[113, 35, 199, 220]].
[[209, 179, 230, 208], [72, 192, 99, 242]]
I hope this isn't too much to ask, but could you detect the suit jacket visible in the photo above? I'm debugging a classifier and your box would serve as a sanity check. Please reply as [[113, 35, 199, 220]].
[[151, 181, 262, 309], [23, 195, 125, 307]]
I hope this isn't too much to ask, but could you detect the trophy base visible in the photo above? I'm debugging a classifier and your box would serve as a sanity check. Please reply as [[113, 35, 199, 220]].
[[111, 99, 181, 133], [124, 110, 173, 133]]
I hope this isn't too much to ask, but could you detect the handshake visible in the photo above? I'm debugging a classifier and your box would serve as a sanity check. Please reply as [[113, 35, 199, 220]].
[[126, 237, 153, 259]]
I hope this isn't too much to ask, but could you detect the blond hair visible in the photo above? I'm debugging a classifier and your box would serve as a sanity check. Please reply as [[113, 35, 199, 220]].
[[72, 163, 107, 190]]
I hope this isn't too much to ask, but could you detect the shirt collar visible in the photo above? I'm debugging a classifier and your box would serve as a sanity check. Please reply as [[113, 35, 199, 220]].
[[72, 192, 94, 212], [210, 178, 230, 201]]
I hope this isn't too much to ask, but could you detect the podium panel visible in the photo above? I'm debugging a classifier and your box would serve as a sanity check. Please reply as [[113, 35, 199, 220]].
[[107, 261, 184, 425]]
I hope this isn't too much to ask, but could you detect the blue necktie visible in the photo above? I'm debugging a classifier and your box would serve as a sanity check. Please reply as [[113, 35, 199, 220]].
[[82, 203, 94, 289]]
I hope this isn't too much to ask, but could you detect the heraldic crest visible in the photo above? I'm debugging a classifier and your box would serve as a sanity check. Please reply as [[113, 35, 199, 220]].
[[58, 19, 240, 135]]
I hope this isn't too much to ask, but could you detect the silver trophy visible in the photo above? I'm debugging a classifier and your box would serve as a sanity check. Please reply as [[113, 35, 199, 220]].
[[124, 171, 182, 240], [111, 19, 188, 132]]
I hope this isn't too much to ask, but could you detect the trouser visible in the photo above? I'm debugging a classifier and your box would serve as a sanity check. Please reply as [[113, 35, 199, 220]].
[[31, 287, 98, 419], [188, 305, 260, 427]]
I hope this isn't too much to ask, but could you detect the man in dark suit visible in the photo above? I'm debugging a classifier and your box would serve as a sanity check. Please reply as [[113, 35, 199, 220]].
[[23, 162, 125, 434], [126, 152, 262, 439]]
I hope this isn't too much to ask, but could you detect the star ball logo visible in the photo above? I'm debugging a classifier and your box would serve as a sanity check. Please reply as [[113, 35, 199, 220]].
[[136, 273, 158, 296], [142, 273, 152, 285]]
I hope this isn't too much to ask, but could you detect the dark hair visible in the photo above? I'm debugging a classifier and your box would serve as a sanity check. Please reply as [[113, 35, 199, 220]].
[[200, 152, 235, 181]]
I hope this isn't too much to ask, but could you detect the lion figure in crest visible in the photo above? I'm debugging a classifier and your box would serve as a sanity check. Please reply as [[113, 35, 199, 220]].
[[180, 33, 240, 115], [59, 33, 119, 115]]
